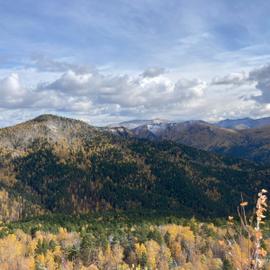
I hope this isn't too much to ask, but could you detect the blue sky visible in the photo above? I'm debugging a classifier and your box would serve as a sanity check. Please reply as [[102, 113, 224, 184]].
[[1, 0, 270, 126]]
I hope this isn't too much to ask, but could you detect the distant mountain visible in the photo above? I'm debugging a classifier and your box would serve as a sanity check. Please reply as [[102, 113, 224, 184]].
[[110, 118, 170, 129], [216, 117, 270, 130], [124, 119, 270, 164], [129, 121, 244, 155], [0, 114, 268, 221], [110, 116, 270, 131]]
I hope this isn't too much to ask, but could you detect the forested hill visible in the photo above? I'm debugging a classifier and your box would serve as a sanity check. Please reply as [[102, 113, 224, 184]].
[[0, 114, 269, 221]]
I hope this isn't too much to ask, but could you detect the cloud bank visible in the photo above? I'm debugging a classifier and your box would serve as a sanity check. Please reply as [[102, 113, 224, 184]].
[[0, 67, 208, 125], [1, 63, 270, 126]]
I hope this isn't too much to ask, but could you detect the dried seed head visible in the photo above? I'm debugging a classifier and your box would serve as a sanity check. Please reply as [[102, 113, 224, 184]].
[[240, 201, 248, 207]]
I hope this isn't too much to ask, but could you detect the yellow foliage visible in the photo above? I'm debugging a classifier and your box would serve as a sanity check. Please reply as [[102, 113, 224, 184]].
[[0, 233, 24, 260], [229, 241, 250, 270], [162, 224, 195, 242], [36, 250, 58, 270], [0, 221, 266, 270], [135, 243, 147, 258], [145, 240, 160, 269]]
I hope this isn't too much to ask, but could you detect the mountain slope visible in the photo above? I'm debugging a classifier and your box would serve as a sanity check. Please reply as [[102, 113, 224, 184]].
[[128, 120, 270, 164], [0, 115, 269, 221], [0, 114, 100, 150]]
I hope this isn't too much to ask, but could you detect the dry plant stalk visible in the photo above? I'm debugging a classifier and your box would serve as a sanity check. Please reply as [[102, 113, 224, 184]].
[[225, 189, 268, 270]]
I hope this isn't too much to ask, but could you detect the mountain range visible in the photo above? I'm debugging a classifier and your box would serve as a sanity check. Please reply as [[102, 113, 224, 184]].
[[1, 114, 270, 221], [113, 117, 270, 130], [111, 117, 270, 164]]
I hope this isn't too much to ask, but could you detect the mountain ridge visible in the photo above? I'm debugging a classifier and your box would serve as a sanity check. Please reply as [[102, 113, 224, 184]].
[[0, 114, 269, 221], [216, 117, 270, 130], [109, 118, 270, 164], [110, 116, 270, 130]]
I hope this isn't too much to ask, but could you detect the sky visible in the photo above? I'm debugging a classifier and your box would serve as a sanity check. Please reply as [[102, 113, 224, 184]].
[[1, 0, 270, 127]]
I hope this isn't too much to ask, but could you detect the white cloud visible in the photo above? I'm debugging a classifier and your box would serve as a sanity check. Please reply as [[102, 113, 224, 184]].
[[0, 73, 28, 107], [249, 64, 270, 103], [141, 67, 165, 78], [40, 69, 206, 109], [43, 70, 95, 93], [0, 72, 94, 112], [212, 72, 248, 85], [1, 63, 270, 127]]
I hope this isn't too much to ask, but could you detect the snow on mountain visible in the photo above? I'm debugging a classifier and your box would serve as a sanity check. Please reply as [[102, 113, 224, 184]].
[[110, 118, 170, 129]]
